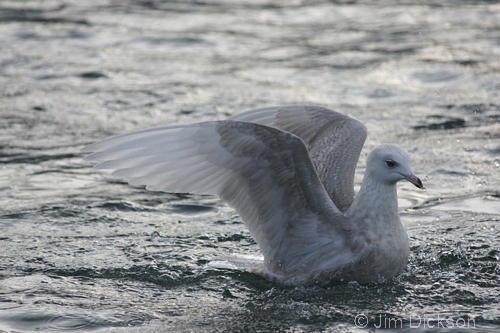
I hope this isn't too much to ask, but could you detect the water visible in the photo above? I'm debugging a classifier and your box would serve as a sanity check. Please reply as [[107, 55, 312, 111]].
[[1, 0, 499, 332]]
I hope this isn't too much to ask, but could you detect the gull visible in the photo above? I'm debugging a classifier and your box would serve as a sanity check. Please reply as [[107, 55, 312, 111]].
[[82, 105, 424, 285]]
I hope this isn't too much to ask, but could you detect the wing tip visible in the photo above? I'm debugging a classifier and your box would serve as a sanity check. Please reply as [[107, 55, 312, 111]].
[[80, 144, 95, 154]]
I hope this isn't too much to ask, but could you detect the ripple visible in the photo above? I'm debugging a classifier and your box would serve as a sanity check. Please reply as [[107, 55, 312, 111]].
[[432, 195, 500, 215], [412, 70, 462, 83], [121, 36, 215, 50], [45, 312, 104, 331], [0, 152, 80, 164], [78, 71, 108, 79], [0, 309, 105, 332], [413, 115, 466, 131], [413, 191, 500, 214], [96, 200, 152, 212], [168, 204, 218, 215]]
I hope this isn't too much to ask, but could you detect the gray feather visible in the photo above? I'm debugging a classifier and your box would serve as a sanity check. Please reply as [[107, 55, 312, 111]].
[[83, 120, 353, 276], [229, 105, 367, 212]]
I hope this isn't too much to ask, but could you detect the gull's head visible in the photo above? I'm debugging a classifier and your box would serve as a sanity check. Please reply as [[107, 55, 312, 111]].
[[366, 144, 424, 189]]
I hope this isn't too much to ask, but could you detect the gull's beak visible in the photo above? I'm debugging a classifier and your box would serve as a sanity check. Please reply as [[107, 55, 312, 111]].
[[403, 173, 425, 189]]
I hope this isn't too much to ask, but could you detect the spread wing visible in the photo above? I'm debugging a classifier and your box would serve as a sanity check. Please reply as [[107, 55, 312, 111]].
[[229, 105, 367, 212], [82, 121, 352, 276]]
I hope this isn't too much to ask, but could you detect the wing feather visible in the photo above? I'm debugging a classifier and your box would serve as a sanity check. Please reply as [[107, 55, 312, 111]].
[[229, 105, 367, 212], [83, 121, 351, 276]]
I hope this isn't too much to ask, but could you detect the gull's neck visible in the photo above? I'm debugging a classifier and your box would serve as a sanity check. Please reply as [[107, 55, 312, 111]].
[[346, 171, 399, 225]]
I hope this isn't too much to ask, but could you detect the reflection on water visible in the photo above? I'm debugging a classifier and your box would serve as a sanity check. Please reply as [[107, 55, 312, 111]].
[[1, 0, 499, 332]]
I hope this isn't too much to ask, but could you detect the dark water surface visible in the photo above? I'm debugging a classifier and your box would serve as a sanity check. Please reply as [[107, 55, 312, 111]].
[[1, 0, 500, 332]]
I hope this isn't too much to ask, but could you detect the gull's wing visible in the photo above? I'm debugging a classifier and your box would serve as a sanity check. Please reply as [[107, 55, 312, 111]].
[[229, 105, 367, 212], [82, 121, 353, 276]]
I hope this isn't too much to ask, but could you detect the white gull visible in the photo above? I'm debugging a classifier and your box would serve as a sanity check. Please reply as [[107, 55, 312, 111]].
[[82, 105, 424, 285]]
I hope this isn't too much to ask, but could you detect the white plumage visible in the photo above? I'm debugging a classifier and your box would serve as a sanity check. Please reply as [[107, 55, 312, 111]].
[[82, 105, 424, 285]]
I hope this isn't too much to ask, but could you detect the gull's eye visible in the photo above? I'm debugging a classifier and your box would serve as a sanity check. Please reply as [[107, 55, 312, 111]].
[[386, 160, 396, 168]]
